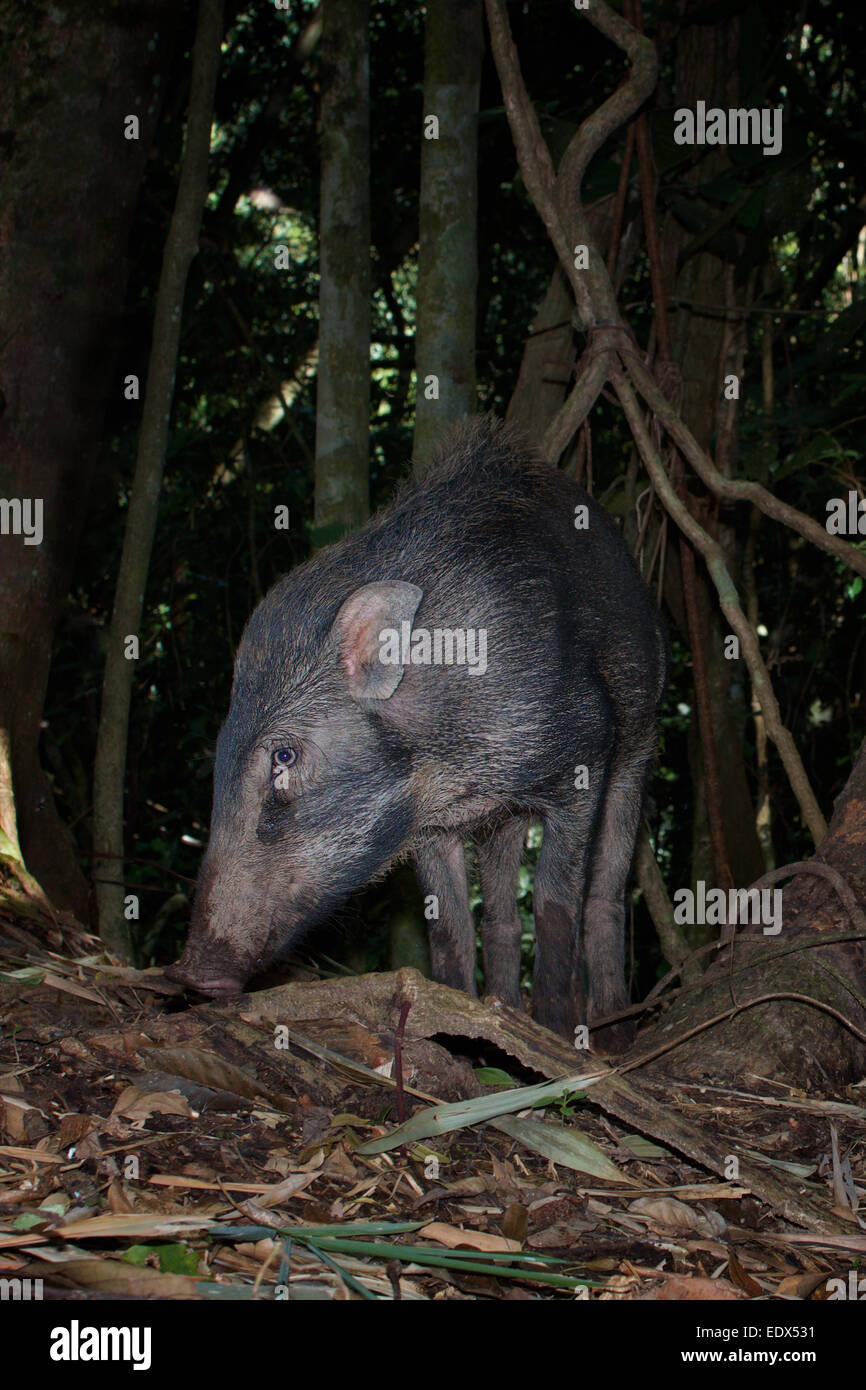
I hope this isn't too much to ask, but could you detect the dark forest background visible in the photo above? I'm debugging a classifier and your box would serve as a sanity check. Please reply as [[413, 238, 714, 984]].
[[1, 0, 865, 1005]]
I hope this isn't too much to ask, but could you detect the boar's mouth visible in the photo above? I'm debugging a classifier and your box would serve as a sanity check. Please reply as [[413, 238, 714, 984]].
[[164, 927, 267, 997], [166, 892, 344, 998], [164, 961, 248, 996]]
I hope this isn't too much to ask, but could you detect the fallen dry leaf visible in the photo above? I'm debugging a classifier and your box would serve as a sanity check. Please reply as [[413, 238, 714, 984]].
[[22, 1257, 201, 1298], [54, 1212, 215, 1240], [41, 973, 106, 1004], [112, 1085, 192, 1119], [57, 1114, 96, 1146], [139, 1045, 287, 1109], [418, 1221, 521, 1253], [726, 1245, 763, 1296], [640, 1275, 745, 1300], [629, 1195, 726, 1238], [0, 1145, 64, 1165], [528, 1218, 598, 1248]]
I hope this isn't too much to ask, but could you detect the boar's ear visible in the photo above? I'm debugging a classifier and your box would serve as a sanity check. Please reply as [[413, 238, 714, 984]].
[[331, 581, 423, 700]]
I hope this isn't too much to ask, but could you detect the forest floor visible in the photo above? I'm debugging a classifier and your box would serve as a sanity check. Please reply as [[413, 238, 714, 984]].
[[0, 897, 864, 1301]]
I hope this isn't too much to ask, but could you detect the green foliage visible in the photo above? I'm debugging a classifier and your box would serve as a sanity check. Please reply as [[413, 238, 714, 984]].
[[475, 1067, 517, 1088], [531, 1088, 588, 1120], [122, 1244, 201, 1275]]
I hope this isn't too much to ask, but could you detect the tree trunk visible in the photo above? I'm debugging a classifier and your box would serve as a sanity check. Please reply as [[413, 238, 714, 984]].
[[0, 0, 178, 919], [412, 0, 483, 473], [658, 3, 766, 893], [314, 0, 371, 539], [92, 0, 224, 959]]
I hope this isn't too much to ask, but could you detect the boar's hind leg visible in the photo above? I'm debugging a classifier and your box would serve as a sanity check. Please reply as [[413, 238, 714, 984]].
[[413, 831, 477, 996], [476, 816, 529, 1008], [532, 777, 608, 1039], [583, 729, 656, 1030]]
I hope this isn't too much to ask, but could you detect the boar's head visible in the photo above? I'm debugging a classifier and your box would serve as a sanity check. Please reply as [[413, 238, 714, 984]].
[[167, 578, 423, 995]]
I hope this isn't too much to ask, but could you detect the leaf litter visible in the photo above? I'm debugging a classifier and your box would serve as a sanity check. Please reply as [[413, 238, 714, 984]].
[[0, 942, 864, 1301]]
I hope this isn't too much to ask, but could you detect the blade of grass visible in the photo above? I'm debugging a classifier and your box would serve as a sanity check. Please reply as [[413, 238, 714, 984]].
[[301, 1241, 382, 1300], [215, 1220, 425, 1240], [291, 1235, 592, 1289]]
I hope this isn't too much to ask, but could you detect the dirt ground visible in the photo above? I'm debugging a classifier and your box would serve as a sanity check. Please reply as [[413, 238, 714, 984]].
[[1, 905, 863, 1302]]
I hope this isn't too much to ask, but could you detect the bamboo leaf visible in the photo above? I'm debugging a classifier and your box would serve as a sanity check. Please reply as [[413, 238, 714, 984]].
[[493, 1115, 626, 1181]]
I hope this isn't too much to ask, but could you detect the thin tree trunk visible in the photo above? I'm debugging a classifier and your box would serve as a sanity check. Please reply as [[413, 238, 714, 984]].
[[92, 0, 224, 958], [412, 0, 483, 474], [314, 0, 371, 538], [391, 0, 483, 971]]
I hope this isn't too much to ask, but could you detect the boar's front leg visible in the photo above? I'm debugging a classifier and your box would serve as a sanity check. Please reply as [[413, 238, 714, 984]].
[[413, 830, 477, 996], [475, 815, 528, 1009]]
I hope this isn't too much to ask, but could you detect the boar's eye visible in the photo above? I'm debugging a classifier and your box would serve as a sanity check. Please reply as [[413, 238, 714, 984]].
[[271, 745, 299, 788]]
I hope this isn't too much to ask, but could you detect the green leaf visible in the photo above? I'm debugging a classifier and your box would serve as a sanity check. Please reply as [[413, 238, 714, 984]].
[[122, 1243, 200, 1275], [121, 1246, 152, 1267], [356, 1067, 609, 1155], [492, 1115, 626, 1181], [158, 1243, 201, 1275], [284, 1235, 589, 1289], [12, 1213, 47, 1231], [475, 1067, 516, 1087]]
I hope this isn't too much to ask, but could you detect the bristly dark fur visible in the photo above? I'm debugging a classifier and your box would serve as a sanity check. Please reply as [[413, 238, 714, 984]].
[[173, 414, 667, 1039]]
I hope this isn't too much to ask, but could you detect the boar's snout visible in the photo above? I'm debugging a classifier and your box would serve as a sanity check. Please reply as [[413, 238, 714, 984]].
[[167, 845, 281, 996], [166, 896, 260, 996], [164, 958, 247, 996]]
